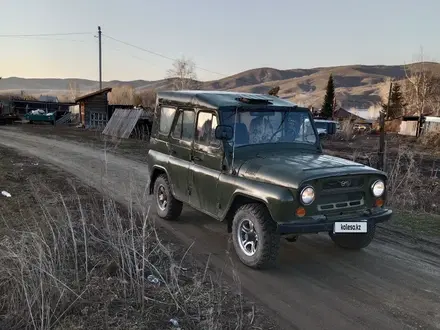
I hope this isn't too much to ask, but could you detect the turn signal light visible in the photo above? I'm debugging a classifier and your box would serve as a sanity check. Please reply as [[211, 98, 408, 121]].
[[296, 207, 306, 217], [375, 198, 384, 207]]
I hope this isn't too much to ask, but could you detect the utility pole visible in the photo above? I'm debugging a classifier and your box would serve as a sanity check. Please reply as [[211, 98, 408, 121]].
[[98, 26, 102, 90], [378, 81, 392, 171]]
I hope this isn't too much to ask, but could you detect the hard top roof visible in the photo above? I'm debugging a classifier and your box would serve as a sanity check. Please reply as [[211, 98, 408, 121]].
[[157, 90, 298, 109]]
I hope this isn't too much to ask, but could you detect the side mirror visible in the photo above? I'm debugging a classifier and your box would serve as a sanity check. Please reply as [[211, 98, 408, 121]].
[[215, 125, 234, 141]]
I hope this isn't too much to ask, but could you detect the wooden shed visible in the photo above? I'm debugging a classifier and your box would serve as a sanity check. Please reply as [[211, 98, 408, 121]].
[[75, 87, 112, 128]]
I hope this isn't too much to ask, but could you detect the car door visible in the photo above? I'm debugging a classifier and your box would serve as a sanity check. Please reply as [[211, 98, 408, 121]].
[[167, 108, 195, 203], [188, 110, 223, 216]]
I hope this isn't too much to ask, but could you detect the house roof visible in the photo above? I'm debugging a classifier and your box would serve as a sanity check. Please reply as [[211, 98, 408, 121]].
[[334, 107, 375, 123], [75, 87, 112, 103], [39, 95, 59, 102], [157, 90, 297, 110]]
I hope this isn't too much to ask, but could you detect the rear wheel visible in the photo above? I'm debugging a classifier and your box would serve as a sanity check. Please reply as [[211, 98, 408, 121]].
[[231, 203, 280, 269], [329, 225, 376, 249], [153, 174, 182, 220]]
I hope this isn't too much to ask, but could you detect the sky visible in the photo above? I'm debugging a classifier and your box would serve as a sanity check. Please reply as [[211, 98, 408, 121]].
[[0, 0, 439, 82]]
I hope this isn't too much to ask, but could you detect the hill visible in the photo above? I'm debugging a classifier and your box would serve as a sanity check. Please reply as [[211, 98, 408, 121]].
[[1, 62, 440, 108]]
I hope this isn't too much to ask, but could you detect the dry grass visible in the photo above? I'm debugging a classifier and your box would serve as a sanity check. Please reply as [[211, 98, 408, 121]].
[[420, 131, 440, 148], [323, 137, 440, 236], [0, 148, 276, 330], [330, 119, 355, 142], [386, 146, 439, 214]]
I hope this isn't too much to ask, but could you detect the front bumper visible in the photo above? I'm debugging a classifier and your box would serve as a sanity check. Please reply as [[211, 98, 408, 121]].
[[277, 209, 392, 235]]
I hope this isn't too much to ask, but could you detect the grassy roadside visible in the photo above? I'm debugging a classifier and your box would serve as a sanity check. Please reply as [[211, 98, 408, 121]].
[[0, 145, 278, 330], [384, 211, 440, 238]]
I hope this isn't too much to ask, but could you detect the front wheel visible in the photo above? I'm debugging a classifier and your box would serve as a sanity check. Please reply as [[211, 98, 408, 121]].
[[329, 224, 376, 249], [231, 203, 280, 269]]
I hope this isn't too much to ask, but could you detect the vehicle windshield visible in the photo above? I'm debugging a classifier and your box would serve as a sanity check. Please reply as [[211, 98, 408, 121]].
[[222, 109, 317, 147]]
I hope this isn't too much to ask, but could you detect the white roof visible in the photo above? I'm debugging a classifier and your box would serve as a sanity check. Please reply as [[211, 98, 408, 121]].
[[425, 116, 440, 123], [346, 108, 379, 121]]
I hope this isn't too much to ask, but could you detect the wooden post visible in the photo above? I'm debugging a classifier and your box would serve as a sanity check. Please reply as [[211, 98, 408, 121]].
[[378, 81, 392, 171], [98, 26, 102, 90]]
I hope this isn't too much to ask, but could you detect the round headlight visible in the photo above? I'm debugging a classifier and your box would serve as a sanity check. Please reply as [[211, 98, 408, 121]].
[[371, 180, 385, 197], [300, 186, 315, 205]]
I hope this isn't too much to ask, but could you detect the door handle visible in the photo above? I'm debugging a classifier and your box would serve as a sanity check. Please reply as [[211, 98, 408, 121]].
[[191, 155, 202, 161], [170, 149, 177, 155]]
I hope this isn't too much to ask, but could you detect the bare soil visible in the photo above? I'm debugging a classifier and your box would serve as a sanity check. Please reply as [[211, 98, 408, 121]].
[[1, 125, 440, 329]]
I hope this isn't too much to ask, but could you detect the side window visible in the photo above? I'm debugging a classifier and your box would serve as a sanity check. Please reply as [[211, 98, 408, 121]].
[[195, 111, 220, 147], [159, 106, 176, 135], [182, 111, 195, 141], [171, 110, 195, 141]]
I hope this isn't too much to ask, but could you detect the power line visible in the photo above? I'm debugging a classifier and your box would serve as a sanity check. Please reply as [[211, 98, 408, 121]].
[[0, 32, 92, 38], [102, 33, 227, 77]]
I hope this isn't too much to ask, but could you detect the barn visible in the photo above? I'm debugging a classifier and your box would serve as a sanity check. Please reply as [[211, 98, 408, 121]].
[[75, 87, 112, 128]]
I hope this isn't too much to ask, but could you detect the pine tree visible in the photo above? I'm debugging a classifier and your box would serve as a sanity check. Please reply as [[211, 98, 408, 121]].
[[383, 82, 406, 119], [321, 74, 335, 119]]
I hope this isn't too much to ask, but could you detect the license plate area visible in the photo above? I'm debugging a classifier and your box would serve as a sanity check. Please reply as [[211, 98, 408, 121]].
[[333, 221, 367, 234]]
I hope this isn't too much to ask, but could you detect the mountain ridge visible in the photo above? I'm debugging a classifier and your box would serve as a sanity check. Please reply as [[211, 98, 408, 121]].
[[1, 62, 439, 108]]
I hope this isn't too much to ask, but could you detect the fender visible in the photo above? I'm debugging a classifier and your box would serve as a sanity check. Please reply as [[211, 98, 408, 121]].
[[218, 175, 296, 223], [148, 165, 175, 195]]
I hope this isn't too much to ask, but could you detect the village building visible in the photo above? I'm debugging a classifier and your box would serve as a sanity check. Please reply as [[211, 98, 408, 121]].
[[75, 87, 112, 128]]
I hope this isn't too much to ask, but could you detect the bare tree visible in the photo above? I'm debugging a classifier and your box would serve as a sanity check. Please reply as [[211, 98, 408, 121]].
[[403, 48, 440, 117], [166, 56, 200, 90], [138, 89, 157, 108], [427, 76, 440, 116], [68, 81, 80, 102], [108, 85, 138, 105]]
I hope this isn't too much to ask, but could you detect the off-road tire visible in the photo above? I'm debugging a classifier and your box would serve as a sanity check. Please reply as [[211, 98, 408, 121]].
[[153, 174, 183, 220], [231, 203, 280, 269], [329, 224, 376, 250]]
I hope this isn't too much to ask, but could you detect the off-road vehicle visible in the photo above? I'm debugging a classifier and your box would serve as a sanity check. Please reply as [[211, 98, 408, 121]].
[[147, 91, 392, 269]]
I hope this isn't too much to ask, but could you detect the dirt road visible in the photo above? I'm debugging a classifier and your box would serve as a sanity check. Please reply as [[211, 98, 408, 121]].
[[1, 128, 439, 330]]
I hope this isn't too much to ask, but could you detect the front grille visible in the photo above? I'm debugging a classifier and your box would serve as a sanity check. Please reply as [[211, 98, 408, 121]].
[[318, 198, 364, 211], [322, 177, 365, 190], [317, 191, 364, 212]]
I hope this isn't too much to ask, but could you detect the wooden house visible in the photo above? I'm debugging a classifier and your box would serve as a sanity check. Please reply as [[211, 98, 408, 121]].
[[75, 87, 112, 128]]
